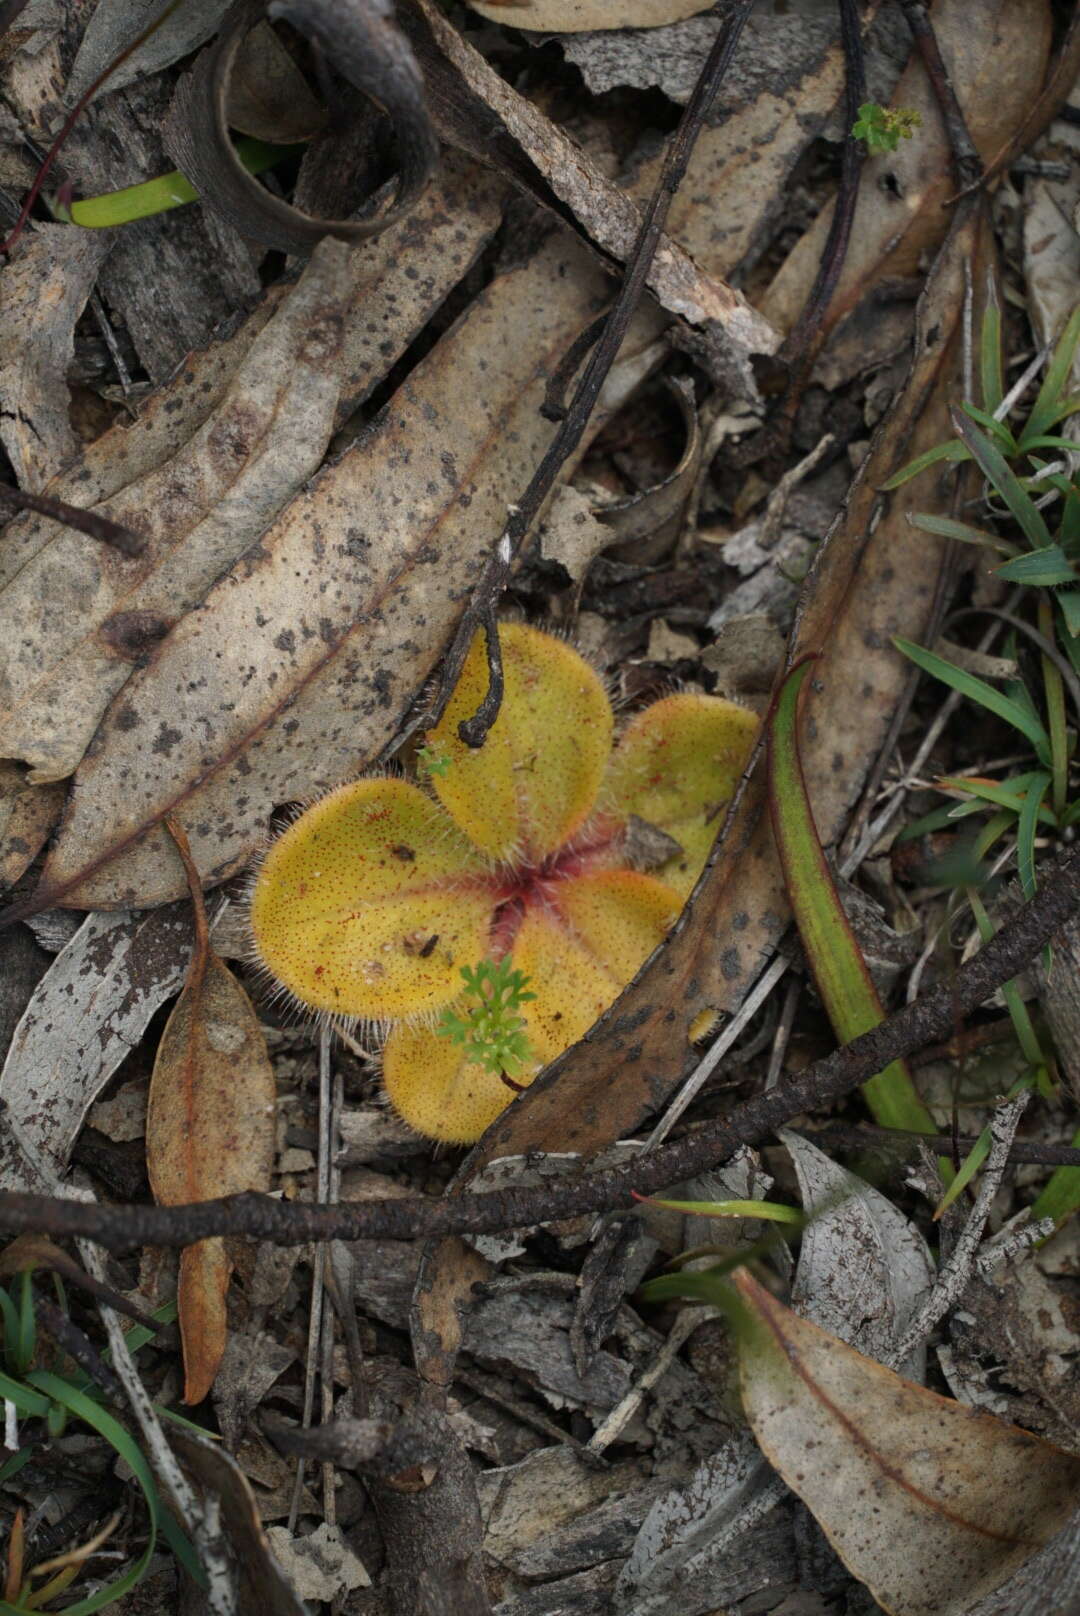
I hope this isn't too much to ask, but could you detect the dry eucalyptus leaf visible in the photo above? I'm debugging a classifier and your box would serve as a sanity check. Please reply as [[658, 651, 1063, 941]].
[[0, 165, 499, 786], [401, 0, 777, 360], [733, 1268, 1080, 1616], [223, 18, 327, 141], [783, 1129, 934, 1377], [65, 0, 231, 104], [0, 906, 193, 1191], [167, 0, 437, 253], [39, 237, 663, 910], [146, 826, 275, 1404], [0, 761, 64, 890], [466, 0, 715, 32], [0, 224, 110, 490]]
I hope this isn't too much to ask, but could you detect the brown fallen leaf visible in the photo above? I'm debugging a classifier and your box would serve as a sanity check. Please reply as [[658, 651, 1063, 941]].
[[401, 0, 776, 360], [466, 0, 714, 31], [0, 762, 64, 890], [0, 224, 111, 491], [732, 1267, 1080, 1616], [760, 0, 1049, 344], [146, 818, 275, 1404], [36, 235, 664, 910], [0, 161, 500, 785]]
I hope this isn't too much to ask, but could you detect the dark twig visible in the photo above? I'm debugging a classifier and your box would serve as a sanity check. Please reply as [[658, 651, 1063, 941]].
[[0, 850, 1075, 1252], [456, 605, 504, 750], [32, 1294, 125, 1406], [802, 1124, 1080, 1168], [779, 0, 866, 368], [898, 1, 982, 190], [0, 486, 145, 557], [539, 313, 608, 423], [438, 0, 756, 748]]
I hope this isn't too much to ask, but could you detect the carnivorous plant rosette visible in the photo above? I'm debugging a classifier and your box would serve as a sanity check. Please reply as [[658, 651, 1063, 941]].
[[250, 624, 757, 1143]]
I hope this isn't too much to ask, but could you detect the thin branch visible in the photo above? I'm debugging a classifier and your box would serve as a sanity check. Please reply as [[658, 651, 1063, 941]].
[[0, 486, 145, 558], [804, 1123, 1080, 1168], [898, 1, 982, 190], [0, 850, 1076, 1252], [438, 0, 756, 747]]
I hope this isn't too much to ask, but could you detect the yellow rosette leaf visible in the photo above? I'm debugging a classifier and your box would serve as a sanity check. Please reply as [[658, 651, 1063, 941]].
[[606, 692, 758, 896], [425, 623, 613, 864], [383, 1020, 535, 1144], [515, 870, 679, 1057], [250, 777, 490, 1019]]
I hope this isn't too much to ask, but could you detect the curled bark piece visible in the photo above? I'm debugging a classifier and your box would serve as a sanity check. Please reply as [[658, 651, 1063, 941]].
[[166, 0, 438, 253]]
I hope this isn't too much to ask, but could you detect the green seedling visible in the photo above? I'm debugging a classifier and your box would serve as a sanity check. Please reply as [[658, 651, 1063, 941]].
[[62, 139, 298, 228], [251, 622, 758, 1142], [437, 957, 536, 1076], [852, 101, 922, 155]]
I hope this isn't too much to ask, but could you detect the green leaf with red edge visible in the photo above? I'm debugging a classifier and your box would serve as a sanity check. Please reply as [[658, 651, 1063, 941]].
[[765, 658, 938, 1137]]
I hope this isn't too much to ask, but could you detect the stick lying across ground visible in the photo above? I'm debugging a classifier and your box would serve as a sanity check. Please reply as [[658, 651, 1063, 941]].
[[1, 851, 1076, 1253]]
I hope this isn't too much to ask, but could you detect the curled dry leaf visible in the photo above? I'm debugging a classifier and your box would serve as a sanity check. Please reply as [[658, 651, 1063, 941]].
[[0, 224, 111, 491], [37, 236, 663, 910], [400, 0, 777, 361], [732, 1267, 1080, 1616], [466, 0, 715, 33], [146, 821, 275, 1404], [167, 0, 438, 253], [0, 162, 500, 785]]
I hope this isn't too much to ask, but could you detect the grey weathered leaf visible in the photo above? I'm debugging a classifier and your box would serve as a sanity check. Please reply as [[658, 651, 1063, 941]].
[[0, 225, 111, 490], [0, 906, 193, 1191], [615, 1433, 788, 1616], [38, 237, 664, 909], [65, 0, 231, 104], [783, 1129, 934, 1376], [0, 163, 499, 784]]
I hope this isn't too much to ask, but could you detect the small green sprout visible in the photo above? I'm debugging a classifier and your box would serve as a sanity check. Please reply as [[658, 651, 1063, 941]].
[[852, 102, 922, 155], [417, 742, 452, 778], [437, 957, 536, 1076]]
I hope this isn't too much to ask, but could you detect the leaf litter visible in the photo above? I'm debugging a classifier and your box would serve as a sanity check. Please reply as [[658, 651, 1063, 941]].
[[1, 1, 1080, 1612]]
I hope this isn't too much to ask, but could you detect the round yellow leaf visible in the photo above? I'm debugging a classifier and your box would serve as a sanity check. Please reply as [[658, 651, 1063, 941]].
[[425, 623, 613, 864], [605, 692, 758, 896], [383, 1020, 536, 1144], [250, 777, 492, 1019]]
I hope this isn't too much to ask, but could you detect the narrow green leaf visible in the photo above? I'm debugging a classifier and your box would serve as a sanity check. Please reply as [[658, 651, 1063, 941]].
[[0, 1370, 49, 1417], [967, 890, 1046, 1071], [1057, 589, 1080, 638], [633, 1193, 802, 1224], [995, 545, 1077, 586], [22, 1371, 159, 1614], [894, 638, 1051, 758], [938, 772, 1057, 825], [934, 1126, 991, 1218], [1016, 772, 1051, 899], [979, 296, 1004, 415], [960, 401, 1017, 452], [1024, 308, 1080, 442], [1032, 1125, 1080, 1229], [950, 409, 1053, 550], [766, 660, 938, 1137], [879, 440, 968, 491], [69, 138, 297, 228], [908, 513, 1014, 554]]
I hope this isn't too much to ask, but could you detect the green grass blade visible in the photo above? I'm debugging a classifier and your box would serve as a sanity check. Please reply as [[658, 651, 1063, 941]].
[[908, 513, 1015, 553], [960, 401, 1017, 451], [633, 1193, 801, 1223], [1015, 772, 1051, 898], [0, 1370, 49, 1418], [950, 409, 1053, 549], [967, 891, 1047, 1071], [1032, 1125, 1080, 1229], [766, 659, 938, 1136], [1057, 589, 1080, 638], [24, 1371, 159, 1614], [934, 1125, 991, 1218], [1023, 308, 1080, 442], [879, 439, 968, 491], [979, 295, 1004, 414], [994, 545, 1076, 586], [938, 772, 1056, 825], [894, 637, 1051, 759]]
